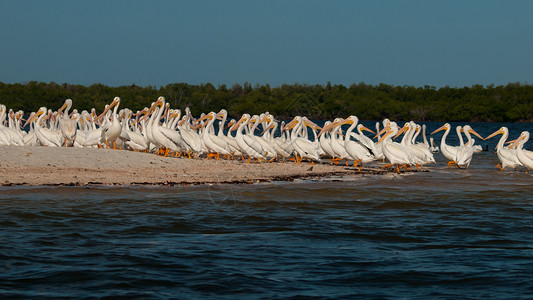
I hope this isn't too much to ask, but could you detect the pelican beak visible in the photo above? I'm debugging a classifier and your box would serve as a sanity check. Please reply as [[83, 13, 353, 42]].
[[282, 119, 299, 131], [95, 106, 110, 122], [511, 134, 525, 148], [229, 116, 246, 131], [303, 119, 322, 131], [317, 120, 341, 137], [258, 115, 270, 123], [225, 119, 235, 128], [506, 138, 517, 145], [393, 124, 409, 139], [377, 129, 392, 144], [374, 126, 388, 139], [317, 126, 330, 138], [23, 112, 40, 128], [485, 129, 504, 140], [196, 113, 213, 122], [262, 122, 276, 135], [214, 111, 226, 120], [467, 128, 485, 141], [360, 125, 375, 134], [339, 119, 353, 126], [431, 125, 447, 135], [57, 101, 69, 114]]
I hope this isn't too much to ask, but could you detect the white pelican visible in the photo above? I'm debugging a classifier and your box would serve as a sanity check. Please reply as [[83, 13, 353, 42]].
[[0, 105, 24, 146], [284, 116, 320, 163], [57, 99, 77, 147], [378, 122, 416, 171], [96, 97, 122, 149], [513, 131, 533, 172], [263, 119, 291, 160], [275, 121, 295, 160], [429, 137, 439, 153], [82, 111, 105, 148], [22, 112, 39, 146], [396, 122, 435, 165], [230, 114, 266, 162], [222, 119, 244, 157], [178, 113, 203, 157], [318, 120, 344, 164], [485, 127, 522, 170], [323, 118, 352, 164], [149, 97, 183, 156], [197, 111, 231, 159], [455, 125, 484, 169], [23, 107, 62, 147], [431, 123, 463, 166], [332, 116, 375, 169], [253, 114, 278, 160], [125, 110, 150, 152]]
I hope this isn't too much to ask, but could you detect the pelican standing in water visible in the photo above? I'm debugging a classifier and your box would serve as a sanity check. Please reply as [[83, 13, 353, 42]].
[[431, 123, 463, 166], [455, 125, 484, 169], [513, 131, 533, 172], [485, 127, 522, 171]]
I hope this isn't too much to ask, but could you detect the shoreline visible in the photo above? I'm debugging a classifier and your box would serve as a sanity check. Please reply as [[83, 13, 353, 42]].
[[0, 146, 423, 187]]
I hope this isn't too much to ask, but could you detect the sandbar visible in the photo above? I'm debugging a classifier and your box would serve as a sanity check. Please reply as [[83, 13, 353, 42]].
[[0, 146, 380, 186]]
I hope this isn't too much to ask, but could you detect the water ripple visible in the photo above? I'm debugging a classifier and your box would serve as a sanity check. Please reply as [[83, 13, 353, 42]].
[[1, 165, 533, 298]]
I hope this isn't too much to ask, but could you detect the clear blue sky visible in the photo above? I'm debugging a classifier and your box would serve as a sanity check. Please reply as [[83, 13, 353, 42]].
[[1, 0, 532, 88]]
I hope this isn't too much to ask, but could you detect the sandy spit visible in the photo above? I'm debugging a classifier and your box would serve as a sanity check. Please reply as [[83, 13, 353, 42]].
[[0, 146, 366, 186]]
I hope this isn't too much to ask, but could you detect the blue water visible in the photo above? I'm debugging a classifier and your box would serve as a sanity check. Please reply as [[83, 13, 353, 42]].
[[1, 122, 533, 299]]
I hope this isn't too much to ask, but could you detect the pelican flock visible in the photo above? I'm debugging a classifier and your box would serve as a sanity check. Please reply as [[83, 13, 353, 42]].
[[0, 97, 531, 172]]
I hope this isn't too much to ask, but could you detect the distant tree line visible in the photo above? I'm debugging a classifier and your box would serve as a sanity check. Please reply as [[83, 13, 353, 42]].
[[0, 81, 532, 122]]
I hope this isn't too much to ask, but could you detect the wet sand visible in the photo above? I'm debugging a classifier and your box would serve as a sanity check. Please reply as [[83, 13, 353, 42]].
[[0, 146, 376, 186]]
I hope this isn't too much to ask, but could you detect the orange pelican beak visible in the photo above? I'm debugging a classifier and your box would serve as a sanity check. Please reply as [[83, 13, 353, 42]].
[[485, 128, 505, 140], [258, 115, 270, 123], [303, 119, 322, 131], [511, 134, 525, 148], [196, 113, 214, 122], [23, 111, 41, 128], [226, 119, 236, 129], [394, 124, 409, 139], [377, 128, 393, 144], [262, 121, 276, 135], [467, 127, 485, 141], [229, 115, 247, 131], [374, 125, 389, 139], [431, 124, 448, 135], [282, 118, 299, 131], [57, 101, 69, 115], [318, 119, 343, 137], [359, 125, 375, 134]]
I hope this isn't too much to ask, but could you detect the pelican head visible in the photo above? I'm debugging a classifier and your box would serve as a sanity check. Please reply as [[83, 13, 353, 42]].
[[229, 114, 250, 131], [302, 117, 321, 131], [357, 123, 375, 134], [485, 127, 508, 140], [512, 131, 530, 148], [23, 107, 47, 128], [318, 118, 344, 137], [462, 125, 485, 140], [282, 116, 301, 131], [57, 99, 73, 115], [377, 126, 395, 144], [394, 122, 410, 139]]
